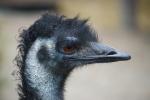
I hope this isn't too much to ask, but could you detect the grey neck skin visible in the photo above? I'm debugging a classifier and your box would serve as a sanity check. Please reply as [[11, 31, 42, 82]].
[[25, 38, 67, 100]]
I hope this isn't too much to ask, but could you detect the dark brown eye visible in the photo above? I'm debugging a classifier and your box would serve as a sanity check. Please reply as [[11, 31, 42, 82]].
[[57, 37, 80, 54], [63, 46, 76, 53]]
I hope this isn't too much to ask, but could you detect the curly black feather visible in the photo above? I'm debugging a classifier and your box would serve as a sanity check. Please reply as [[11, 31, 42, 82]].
[[15, 12, 98, 100]]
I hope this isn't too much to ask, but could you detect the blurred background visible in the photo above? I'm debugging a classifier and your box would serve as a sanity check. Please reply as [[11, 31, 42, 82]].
[[0, 0, 150, 100]]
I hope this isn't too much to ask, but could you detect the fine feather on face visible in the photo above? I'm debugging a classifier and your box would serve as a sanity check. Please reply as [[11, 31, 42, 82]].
[[15, 13, 131, 100], [17, 12, 130, 74]]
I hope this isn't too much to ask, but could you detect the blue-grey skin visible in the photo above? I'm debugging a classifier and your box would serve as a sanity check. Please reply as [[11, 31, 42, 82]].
[[17, 13, 131, 100], [25, 37, 130, 100], [25, 38, 61, 100]]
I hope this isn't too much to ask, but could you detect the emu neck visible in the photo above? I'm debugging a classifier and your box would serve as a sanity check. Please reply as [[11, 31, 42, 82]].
[[25, 39, 67, 100]]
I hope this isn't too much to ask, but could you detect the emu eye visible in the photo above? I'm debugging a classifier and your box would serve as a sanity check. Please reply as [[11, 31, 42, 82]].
[[63, 46, 76, 53], [57, 37, 80, 54]]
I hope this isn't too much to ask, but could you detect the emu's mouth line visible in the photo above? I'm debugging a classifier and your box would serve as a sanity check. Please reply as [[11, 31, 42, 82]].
[[63, 42, 131, 63], [63, 52, 131, 63]]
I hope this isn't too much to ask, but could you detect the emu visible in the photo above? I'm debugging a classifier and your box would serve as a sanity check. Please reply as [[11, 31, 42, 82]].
[[16, 13, 131, 100]]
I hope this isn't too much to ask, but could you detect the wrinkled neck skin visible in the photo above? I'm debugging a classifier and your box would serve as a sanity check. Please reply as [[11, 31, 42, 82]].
[[25, 38, 68, 100]]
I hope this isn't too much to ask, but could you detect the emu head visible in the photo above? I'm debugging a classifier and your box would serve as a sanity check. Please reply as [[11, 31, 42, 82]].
[[23, 13, 130, 74]]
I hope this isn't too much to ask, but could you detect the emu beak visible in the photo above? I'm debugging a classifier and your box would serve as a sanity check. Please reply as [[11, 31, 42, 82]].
[[64, 42, 131, 63]]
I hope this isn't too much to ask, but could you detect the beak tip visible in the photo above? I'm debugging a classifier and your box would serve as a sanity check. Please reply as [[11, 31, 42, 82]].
[[118, 52, 131, 61], [124, 55, 131, 60], [127, 54, 131, 60]]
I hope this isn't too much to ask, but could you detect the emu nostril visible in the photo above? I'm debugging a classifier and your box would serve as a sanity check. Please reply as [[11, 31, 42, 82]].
[[107, 51, 117, 55]]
